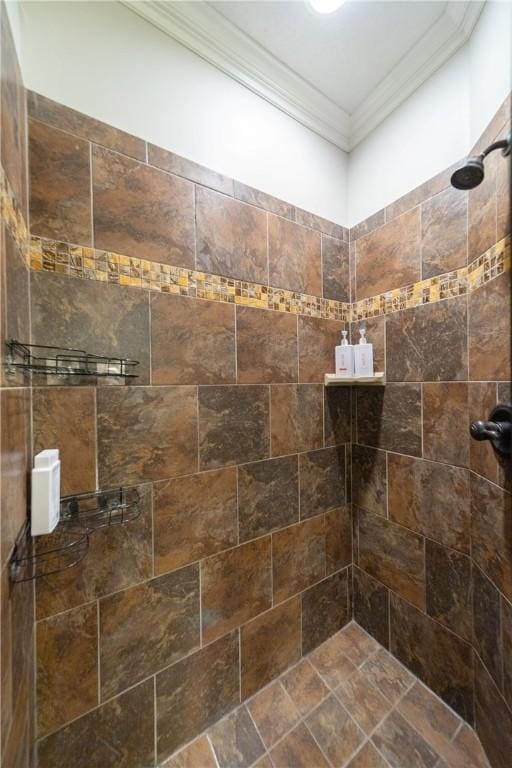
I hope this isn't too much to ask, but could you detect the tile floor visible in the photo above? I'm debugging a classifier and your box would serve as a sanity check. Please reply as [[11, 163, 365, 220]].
[[163, 621, 490, 768]]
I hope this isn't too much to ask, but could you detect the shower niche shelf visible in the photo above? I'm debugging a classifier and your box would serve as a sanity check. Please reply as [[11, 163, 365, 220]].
[[5, 340, 139, 379], [324, 372, 386, 386], [9, 487, 142, 582]]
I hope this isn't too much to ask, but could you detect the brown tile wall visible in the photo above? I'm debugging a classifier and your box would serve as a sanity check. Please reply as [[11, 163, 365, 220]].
[[24, 93, 351, 766], [350, 94, 512, 768], [0, 3, 35, 768]]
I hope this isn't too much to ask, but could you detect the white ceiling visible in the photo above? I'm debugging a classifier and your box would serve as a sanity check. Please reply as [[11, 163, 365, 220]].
[[124, 0, 485, 150]]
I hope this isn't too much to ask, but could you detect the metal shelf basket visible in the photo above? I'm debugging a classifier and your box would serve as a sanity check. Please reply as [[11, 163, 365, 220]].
[[5, 340, 139, 378], [9, 520, 89, 583], [61, 486, 142, 532]]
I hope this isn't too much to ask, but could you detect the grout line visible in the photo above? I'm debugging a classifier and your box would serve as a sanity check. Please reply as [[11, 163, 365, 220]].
[[153, 676, 158, 767], [96, 600, 101, 705]]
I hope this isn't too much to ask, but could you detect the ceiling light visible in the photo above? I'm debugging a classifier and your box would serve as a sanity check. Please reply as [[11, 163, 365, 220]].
[[307, 0, 346, 14]]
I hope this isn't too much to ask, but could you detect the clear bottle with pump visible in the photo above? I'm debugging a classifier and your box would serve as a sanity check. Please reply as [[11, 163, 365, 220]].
[[354, 328, 374, 377], [335, 330, 354, 378]]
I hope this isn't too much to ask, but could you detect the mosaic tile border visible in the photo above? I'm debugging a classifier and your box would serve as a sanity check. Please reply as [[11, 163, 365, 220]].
[[1, 165, 509, 323]]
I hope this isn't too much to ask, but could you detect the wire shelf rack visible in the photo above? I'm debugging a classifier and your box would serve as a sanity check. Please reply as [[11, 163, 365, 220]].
[[9, 488, 141, 582], [61, 487, 142, 531], [5, 340, 139, 378]]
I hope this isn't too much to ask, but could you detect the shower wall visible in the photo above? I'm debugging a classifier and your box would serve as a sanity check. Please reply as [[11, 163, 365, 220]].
[[350, 95, 511, 768], [0, 4, 34, 768], [25, 92, 352, 766]]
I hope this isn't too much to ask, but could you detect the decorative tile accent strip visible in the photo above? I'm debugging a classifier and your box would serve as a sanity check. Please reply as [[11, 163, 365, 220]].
[[2, 164, 509, 323]]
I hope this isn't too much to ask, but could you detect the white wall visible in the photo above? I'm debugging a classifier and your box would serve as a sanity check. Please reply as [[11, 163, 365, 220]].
[[348, 1, 512, 227], [18, 0, 347, 225]]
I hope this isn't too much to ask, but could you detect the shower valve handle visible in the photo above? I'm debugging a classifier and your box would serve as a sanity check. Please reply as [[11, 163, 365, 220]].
[[469, 404, 512, 459]]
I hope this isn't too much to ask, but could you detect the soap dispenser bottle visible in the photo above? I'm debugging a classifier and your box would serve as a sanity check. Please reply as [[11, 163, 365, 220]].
[[335, 330, 354, 378], [354, 328, 374, 377]]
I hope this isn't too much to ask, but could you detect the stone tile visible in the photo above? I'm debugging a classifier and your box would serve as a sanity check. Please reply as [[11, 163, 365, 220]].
[[253, 757, 272, 768], [497, 138, 511, 240], [398, 682, 460, 756], [156, 632, 240, 760], [386, 297, 467, 381], [234, 181, 294, 220], [350, 209, 386, 242], [201, 538, 272, 644], [33, 387, 96, 497], [353, 567, 390, 650], [1, 13, 27, 216], [301, 571, 349, 654], [425, 540, 472, 642], [36, 603, 98, 737], [269, 723, 329, 768], [97, 386, 197, 485], [473, 564, 502, 689], [247, 682, 300, 749], [163, 735, 217, 768], [468, 150, 497, 262], [1, 228, 29, 387], [386, 165, 457, 222], [469, 271, 511, 381], [268, 215, 321, 295], [272, 517, 326, 603], [298, 315, 343, 382], [306, 694, 365, 767], [474, 657, 512, 768], [240, 597, 301, 699], [423, 383, 469, 467], [439, 723, 491, 768], [38, 679, 154, 768], [309, 633, 357, 689], [151, 293, 236, 384], [237, 307, 297, 384], [208, 706, 265, 768], [390, 593, 473, 721], [469, 383, 498, 484], [503, 596, 512, 709], [238, 456, 299, 543], [356, 208, 421, 299], [296, 208, 346, 240], [372, 709, 439, 768], [196, 186, 267, 283], [351, 316, 386, 375], [322, 235, 349, 302], [29, 91, 146, 161], [358, 508, 425, 610], [199, 385, 269, 470], [270, 384, 323, 456], [30, 271, 151, 384], [29, 119, 91, 244], [324, 387, 351, 448], [93, 144, 195, 267], [421, 186, 467, 278], [154, 467, 237, 574], [99, 565, 200, 699], [336, 668, 392, 734], [346, 742, 388, 768], [299, 446, 346, 520], [388, 454, 470, 552], [149, 144, 233, 194], [352, 445, 387, 516], [356, 384, 422, 457], [335, 622, 380, 667], [359, 647, 414, 704], [471, 472, 512, 603], [35, 484, 153, 619], [325, 506, 352, 574], [0, 388, 29, 569], [281, 659, 329, 717]]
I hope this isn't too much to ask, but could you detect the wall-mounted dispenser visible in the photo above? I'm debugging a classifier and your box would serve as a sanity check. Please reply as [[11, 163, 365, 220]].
[[31, 449, 61, 535]]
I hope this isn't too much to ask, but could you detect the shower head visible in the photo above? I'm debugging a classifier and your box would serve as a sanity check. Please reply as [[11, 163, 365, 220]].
[[451, 133, 511, 191], [451, 156, 485, 190]]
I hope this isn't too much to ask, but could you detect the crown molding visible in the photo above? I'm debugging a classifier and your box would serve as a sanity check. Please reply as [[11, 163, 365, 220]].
[[122, 0, 485, 152]]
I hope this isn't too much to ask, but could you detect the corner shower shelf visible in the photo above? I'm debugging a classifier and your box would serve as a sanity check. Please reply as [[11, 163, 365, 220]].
[[5, 340, 139, 379], [324, 372, 386, 386], [9, 487, 142, 582]]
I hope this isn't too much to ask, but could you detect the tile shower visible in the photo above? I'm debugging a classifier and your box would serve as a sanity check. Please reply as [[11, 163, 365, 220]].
[[0, 3, 511, 767]]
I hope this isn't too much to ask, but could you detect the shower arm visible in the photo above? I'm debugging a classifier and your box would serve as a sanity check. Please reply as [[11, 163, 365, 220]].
[[479, 135, 511, 160]]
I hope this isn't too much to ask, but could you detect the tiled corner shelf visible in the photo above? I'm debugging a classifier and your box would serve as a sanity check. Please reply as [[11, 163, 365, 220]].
[[324, 372, 386, 386]]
